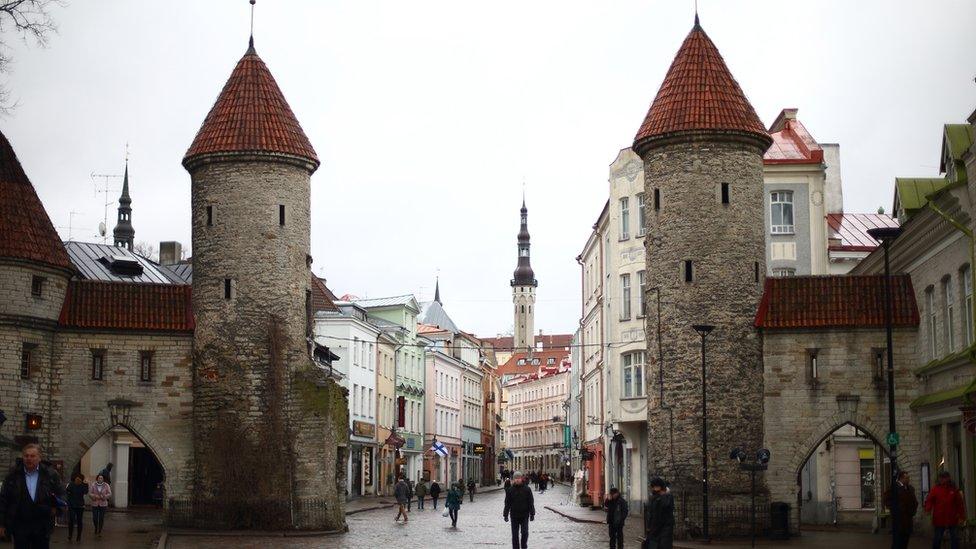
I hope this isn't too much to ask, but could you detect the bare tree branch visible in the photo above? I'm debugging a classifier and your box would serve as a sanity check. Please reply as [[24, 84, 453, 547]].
[[0, 0, 66, 113]]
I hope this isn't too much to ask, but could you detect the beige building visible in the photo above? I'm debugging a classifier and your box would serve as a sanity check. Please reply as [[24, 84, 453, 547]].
[[504, 366, 570, 474], [374, 331, 397, 495]]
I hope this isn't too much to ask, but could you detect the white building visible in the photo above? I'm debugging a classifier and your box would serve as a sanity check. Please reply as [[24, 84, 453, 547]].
[[504, 365, 571, 475], [314, 301, 380, 498]]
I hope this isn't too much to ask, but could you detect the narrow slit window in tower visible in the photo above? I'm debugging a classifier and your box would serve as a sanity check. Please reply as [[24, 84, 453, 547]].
[[754, 262, 760, 283], [653, 188, 660, 211], [721, 183, 730, 204], [224, 278, 234, 300], [682, 260, 694, 283], [808, 350, 819, 381], [279, 204, 286, 226], [206, 205, 213, 226]]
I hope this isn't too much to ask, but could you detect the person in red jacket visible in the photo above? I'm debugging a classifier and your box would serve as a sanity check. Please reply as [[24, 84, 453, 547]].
[[924, 472, 967, 549]]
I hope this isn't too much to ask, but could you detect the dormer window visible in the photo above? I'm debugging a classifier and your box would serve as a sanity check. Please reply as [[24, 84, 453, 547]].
[[31, 276, 45, 297]]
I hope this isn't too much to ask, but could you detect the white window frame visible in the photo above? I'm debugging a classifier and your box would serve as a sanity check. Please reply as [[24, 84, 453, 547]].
[[636, 193, 646, 237], [944, 277, 956, 352], [927, 288, 937, 359], [964, 266, 973, 346], [620, 273, 631, 320], [637, 270, 646, 317], [770, 191, 795, 234], [772, 268, 796, 277], [622, 351, 645, 398], [619, 197, 630, 240]]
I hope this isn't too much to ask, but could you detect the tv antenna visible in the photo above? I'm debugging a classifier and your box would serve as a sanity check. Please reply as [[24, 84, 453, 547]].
[[90, 144, 129, 244], [56, 211, 82, 242]]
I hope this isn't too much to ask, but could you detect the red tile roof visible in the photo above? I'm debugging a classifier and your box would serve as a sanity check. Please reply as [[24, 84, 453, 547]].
[[480, 333, 573, 352], [418, 323, 445, 335], [496, 349, 570, 377], [59, 280, 194, 332], [311, 274, 339, 313], [183, 45, 319, 169], [827, 214, 900, 252], [755, 275, 918, 330], [764, 109, 824, 164], [633, 23, 770, 153], [0, 130, 72, 271]]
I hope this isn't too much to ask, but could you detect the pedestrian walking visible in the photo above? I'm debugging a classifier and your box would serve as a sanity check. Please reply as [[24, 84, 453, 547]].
[[539, 473, 547, 493], [457, 480, 465, 501], [0, 443, 67, 549], [924, 471, 966, 549], [884, 470, 918, 549], [415, 479, 427, 510], [393, 477, 410, 523], [503, 472, 535, 549], [406, 479, 415, 511], [89, 474, 111, 536], [644, 477, 674, 549], [445, 482, 462, 528], [65, 474, 89, 542], [97, 463, 113, 486], [430, 480, 442, 510], [603, 487, 629, 549], [467, 479, 476, 502]]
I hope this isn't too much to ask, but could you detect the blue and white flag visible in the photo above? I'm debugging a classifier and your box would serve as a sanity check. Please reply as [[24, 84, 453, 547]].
[[431, 441, 448, 457]]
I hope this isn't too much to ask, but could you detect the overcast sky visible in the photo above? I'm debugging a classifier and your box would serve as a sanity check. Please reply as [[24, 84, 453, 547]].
[[4, 1, 975, 338]]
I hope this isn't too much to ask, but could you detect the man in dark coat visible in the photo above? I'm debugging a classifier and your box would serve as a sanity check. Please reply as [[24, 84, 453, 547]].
[[603, 487, 629, 549], [429, 480, 442, 509], [884, 470, 918, 549], [0, 444, 65, 549], [645, 477, 674, 549], [503, 472, 535, 549]]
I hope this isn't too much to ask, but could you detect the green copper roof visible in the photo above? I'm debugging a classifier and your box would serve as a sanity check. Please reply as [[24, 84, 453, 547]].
[[910, 378, 976, 410], [944, 124, 974, 160], [895, 177, 949, 218]]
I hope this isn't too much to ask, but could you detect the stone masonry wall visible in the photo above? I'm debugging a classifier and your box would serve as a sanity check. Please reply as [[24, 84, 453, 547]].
[[642, 138, 768, 513], [0, 262, 70, 321], [763, 328, 922, 531], [189, 156, 346, 530]]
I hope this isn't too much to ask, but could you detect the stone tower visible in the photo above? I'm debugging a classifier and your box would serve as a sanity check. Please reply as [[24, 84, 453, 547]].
[[112, 161, 134, 250], [634, 19, 772, 524], [183, 38, 347, 530], [0, 129, 74, 467], [511, 199, 537, 351]]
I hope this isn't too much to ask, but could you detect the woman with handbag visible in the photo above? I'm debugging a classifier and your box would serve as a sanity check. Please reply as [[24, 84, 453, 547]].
[[89, 474, 112, 536], [444, 482, 462, 528]]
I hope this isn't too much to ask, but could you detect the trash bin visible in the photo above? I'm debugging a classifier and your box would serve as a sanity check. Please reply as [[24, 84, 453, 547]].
[[769, 501, 790, 539]]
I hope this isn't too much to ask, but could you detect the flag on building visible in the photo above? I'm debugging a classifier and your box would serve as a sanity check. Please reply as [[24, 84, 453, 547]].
[[432, 440, 448, 457]]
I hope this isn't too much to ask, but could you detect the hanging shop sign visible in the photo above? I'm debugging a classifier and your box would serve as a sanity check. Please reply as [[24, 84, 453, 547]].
[[353, 420, 376, 438], [362, 448, 373, 486]]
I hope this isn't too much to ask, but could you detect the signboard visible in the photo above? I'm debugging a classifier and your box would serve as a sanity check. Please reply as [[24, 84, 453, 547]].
[[886, 432, 900, 446], [353, 420, 376, 438], [563, 425, 571, 448], [385, 432, 406, 448], [406, 435, 417, 450], [473, 444, 486, 455], [362, 448, 373, 487]]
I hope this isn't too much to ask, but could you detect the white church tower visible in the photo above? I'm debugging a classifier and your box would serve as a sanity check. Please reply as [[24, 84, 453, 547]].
[[511, 199, 537, 351]]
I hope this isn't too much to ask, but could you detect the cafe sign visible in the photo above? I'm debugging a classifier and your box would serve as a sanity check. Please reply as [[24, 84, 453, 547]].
[[353, 420, 376, 438]]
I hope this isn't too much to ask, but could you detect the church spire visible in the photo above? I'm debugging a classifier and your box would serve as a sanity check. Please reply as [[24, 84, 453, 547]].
[[113, 159, 134, 250], [434, 276, 441, 304], [512, 199, 536, 287]]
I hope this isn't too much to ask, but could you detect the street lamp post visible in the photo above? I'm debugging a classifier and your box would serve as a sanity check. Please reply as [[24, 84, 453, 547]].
[[866, 227, 903, 476], [692, 324, 715, 542]]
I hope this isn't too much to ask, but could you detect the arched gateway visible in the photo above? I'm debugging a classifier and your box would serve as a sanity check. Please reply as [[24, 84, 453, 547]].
[[757, 275, 922, 531]]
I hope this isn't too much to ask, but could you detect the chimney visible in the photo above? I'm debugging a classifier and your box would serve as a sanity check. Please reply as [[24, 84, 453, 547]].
[[159, 241, 182, 265]]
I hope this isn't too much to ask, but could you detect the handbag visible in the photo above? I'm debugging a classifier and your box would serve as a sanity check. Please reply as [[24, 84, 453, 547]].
[[442, 509, 450, 517]]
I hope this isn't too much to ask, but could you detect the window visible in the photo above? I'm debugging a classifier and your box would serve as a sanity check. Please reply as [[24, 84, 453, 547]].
[[636, 193, 647, 236], [622, 351, 645, 398], [808, 350, 819, 381], [872, 348, 884, 381], [20, 343, 35, 380], [653, 188, 660, 211], [140, 351, 153, 382], [31, 276, 44, 297], [206, 205, 213, 226], [772, 268, 795, 277], [224, 278, 233, 300], [944, 277, 956, 352], [755, 262, 760, 283], [770, 191, 794, 234], [637, 270, 646, 316], [682, 260, 694, 283], [620, 274, 631, 319], [926, 288, 937, 358], [964, 266, 973, 345], [547, 357, 555, 365], [619, 197, 630, 239], [721, 183, 730, 204], [91, 350, 105, 380], [859, 448, 876, 508], [279, 204, 286, 226]]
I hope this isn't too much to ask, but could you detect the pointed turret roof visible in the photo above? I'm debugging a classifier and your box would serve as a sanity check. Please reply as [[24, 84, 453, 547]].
[[434, 277, 442, 304], [183, 43, 319, 170], [119, 162, 131, 206], [0, 130, 72, 271], [633, 21, 770, 154]]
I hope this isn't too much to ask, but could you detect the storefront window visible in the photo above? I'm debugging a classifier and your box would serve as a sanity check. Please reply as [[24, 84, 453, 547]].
[[859, 448, 875, 509]]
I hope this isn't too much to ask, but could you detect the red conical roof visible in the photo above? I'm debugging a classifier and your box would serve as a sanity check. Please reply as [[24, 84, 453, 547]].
[[0, 130, 72, 271], [183, 44, 319, 169], [633, 23, 770, 153]]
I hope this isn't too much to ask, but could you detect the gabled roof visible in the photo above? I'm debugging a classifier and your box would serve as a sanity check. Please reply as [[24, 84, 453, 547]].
[[65, 241, 185, 284], [633, 21, 770, 154], [353, 294, 420, 312], [183, 44, 318, 169], [826, 213, 899, 252], [496, 349, 571, 377], [0, 130, 72, 271], [764, 109, 824, 165], [755, 275, 918, 330], [418, 300, 459, 334], [941, 124, 974, 183], [59, 280, 194, 332], [311, 274, 339, 313], [893, 178, 948, 220], [480, 334, 573, 352]]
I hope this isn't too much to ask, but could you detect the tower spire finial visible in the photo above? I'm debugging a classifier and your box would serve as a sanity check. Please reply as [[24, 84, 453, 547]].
[[694, 0, 700, 26], [434, 275, 441, 304], [248, 0, 256, 51]]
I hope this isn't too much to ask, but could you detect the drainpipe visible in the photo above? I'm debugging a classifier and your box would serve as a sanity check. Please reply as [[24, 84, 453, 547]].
[[925, 201, 976, 350]]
